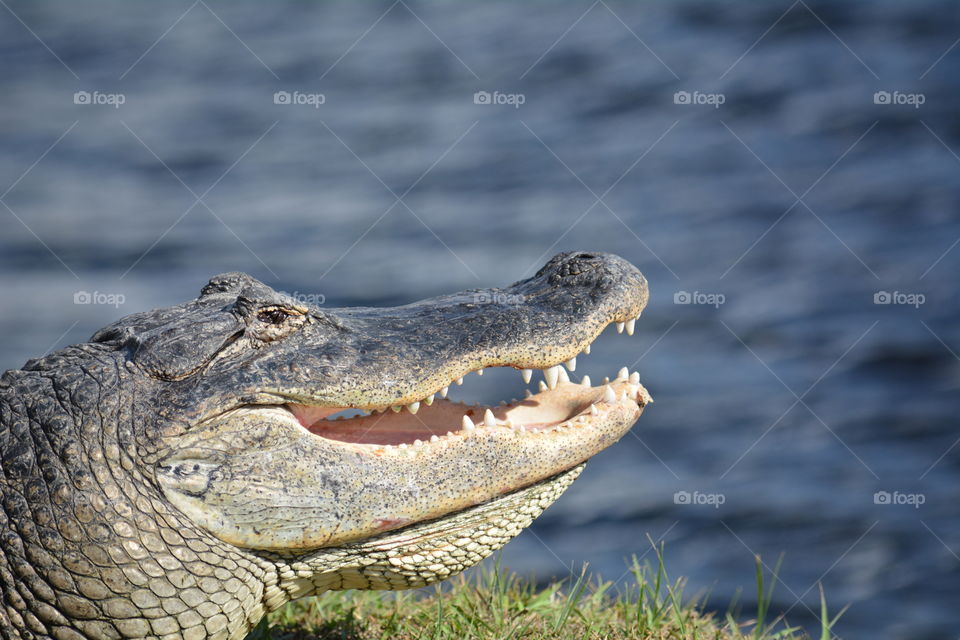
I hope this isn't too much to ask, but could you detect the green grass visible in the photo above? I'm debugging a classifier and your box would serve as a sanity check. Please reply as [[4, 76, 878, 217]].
[[248, 544, 840, 640]]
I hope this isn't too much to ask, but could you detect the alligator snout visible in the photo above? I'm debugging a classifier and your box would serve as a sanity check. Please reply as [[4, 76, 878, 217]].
[[525, 251, 649, 309]]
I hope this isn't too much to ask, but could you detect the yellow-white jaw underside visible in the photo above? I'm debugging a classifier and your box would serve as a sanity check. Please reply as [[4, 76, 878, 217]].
[[263, 464, 587, 604]]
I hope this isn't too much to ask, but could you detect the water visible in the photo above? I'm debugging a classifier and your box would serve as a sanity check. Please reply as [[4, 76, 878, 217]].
[[1, 2, 958, 638]]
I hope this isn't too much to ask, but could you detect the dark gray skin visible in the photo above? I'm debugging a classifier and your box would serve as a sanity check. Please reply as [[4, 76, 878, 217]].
[[0, 252, 650, 640]]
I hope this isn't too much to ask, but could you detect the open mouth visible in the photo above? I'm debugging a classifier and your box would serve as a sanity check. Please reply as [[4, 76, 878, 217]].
[[286, 315, 650, 454]]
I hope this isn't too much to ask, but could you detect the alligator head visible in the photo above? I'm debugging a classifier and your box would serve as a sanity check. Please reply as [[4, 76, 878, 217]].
[[0, 251, 650, 639]]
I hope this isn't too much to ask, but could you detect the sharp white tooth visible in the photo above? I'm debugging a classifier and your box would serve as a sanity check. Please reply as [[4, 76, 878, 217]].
[[398, 443, 407, 449], [423, 394, 435, 406], [462, 415, 475, 431], [538, 381, 548, 392], [407, 402, 420, 414], [414, 439, 423, 447], [544, 366, 560, 389], [504, 419, 514, 428], [455, 377, 464, 385], [483, 409, 496, 427], [391, 406, 402, 413], [583, 344, 591, 355], [519, 425, 526, 432], [447, 431, 454, 437], [580, 375, 592, 387], [499, 400, 507, 406], [604, 385, 617, 404], [590, 404, 599, 416], [619, 390, 628, 402], [565, 357, 577, 371], [618, 367, 629, 380], [521, 369, 533, 384], [557, 367, 570, 384], [430, 435, 439, 443], [616, 321, 625, 334], [476, 368, 484, 376], [440, 386, 449, 398], [629, 372, 640, 384], [524, 389, 534, 398], [625, 318, 636, 336]]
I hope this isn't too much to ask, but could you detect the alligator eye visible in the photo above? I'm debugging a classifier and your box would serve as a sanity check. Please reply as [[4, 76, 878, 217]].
[[257, 308, 291, 325]]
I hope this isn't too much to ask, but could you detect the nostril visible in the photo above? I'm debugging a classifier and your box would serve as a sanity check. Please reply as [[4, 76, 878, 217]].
[[556, 252, 604, 279], [536, 251, 605, 281]]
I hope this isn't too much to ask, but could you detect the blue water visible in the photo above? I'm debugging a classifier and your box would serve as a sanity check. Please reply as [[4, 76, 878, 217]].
[[1, 2, 958, 638]]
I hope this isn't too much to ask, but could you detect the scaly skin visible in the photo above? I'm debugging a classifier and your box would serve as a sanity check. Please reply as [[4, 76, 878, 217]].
[[0, 252, 650, 639]]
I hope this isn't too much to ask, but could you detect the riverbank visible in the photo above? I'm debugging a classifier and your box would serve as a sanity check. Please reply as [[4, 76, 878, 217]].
[[249, 551, 837, 639]]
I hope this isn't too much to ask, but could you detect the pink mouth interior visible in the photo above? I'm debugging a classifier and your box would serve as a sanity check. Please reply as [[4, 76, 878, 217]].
[[288, 389, 596, 446]]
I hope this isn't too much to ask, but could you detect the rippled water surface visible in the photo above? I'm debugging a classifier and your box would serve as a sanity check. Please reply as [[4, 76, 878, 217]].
[[1, 2, 958, 638]]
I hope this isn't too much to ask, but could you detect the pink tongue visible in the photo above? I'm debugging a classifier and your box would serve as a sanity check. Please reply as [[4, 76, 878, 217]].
[[289, 404, 341, 427]]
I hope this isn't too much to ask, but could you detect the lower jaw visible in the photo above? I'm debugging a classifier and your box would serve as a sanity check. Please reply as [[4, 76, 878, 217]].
[[272, 464, 587, 597]]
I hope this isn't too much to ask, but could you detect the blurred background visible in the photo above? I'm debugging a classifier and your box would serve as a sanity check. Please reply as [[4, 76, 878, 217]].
[[1, 1, 958, 638]]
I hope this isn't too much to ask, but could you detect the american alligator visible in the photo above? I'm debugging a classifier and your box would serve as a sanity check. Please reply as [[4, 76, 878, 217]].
[[0, 251, 650, 640]]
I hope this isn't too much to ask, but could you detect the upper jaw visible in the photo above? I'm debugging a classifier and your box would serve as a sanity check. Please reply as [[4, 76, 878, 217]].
[[248, 251, 649, 412]]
